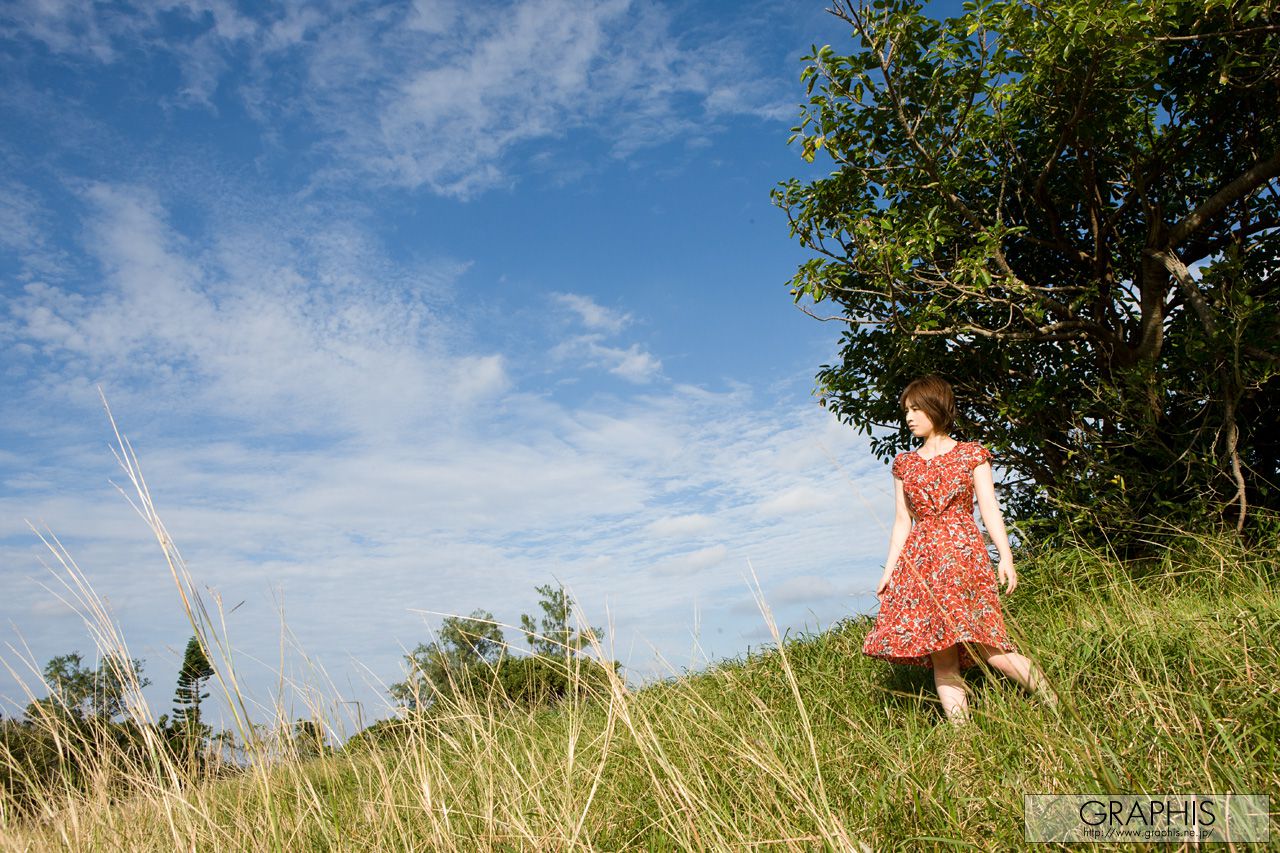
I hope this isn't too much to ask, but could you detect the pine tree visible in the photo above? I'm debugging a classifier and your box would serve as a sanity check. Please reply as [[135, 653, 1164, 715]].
[[172, 635, 214, 735]]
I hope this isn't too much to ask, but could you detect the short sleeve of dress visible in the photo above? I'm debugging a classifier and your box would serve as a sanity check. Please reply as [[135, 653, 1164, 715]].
[[969, 442, 992, 470], [891, 453, 904, 480]]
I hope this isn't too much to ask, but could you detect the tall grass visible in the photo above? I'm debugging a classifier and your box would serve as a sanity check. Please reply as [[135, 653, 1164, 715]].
[[1, 410, 1276, 850]]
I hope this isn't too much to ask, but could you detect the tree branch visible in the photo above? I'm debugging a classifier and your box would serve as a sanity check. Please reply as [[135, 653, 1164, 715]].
[[1166, 148, 1280, 248], [1148, 246, 1217, 337], [1143, 250, 1280, 362], [1152, 24, 1280, 41], [1189, 211, 1280, 261], [795, 303, 860, 324], [907, 318, 1105, 341]]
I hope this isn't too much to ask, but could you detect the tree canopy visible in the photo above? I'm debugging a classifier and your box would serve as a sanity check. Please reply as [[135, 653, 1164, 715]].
[[389, 584, 611, 713], [774, 0, 1280, 549], [389, 609, 505, 711], [520, 582, 603, 658], [27, 651, 150, 721]]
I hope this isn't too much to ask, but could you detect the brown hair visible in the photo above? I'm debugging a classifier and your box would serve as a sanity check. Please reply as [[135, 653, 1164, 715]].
[[899, 374, 956, 436]]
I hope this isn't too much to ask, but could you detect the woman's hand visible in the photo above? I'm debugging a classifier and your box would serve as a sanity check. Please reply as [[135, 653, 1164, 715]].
[[875, 567, 895, 597], [997, 554, 1017, 593]]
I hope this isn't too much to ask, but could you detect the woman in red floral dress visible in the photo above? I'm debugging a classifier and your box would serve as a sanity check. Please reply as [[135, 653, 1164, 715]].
[[861, 374, 1058, 725]]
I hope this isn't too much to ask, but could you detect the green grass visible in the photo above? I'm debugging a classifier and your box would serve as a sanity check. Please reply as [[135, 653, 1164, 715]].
[[3, 522, 1277, 851]]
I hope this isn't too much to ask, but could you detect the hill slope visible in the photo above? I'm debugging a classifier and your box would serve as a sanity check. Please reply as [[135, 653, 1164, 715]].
[[4, 530, 1277, 850]]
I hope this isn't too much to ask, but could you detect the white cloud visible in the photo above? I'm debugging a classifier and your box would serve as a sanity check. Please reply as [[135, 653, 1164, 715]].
[[0, 0, 118, 62], [608, 343, 662, 383], [550, 334, 663, 384], [0, 179, 48, 256], [547, 292, 658, 382], [766, 574, 847, 605], [405, 0, 461, 35], [755, 485, 828, 517], [5, 181, 494, 438], [551, 292, 631, 334], [652, 544, 728, 577], [368, 0, 627, 196], [645, 514, 714, 539], [0, 0, 275, 71], [0, 0, 891, 724]]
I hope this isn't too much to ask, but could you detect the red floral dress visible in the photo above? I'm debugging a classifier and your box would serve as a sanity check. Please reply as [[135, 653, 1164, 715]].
[[861, 440, 1018, 670]]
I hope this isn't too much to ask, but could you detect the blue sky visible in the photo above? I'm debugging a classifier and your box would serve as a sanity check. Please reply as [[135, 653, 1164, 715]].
[[0, 0, 964, 732]]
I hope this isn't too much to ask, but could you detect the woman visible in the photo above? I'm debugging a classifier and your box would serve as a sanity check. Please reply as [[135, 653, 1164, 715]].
[[861, 374, 1058, 724]]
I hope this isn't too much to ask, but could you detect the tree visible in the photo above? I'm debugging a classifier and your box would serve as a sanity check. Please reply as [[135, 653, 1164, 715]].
[[291, 719, 329, 759], [520, 583, 603, 659], [171, 635, 214, 739], [27, 651, 151, 721], [91, 651, 150, 720], [773, 0, 1280, 550], [388, 609, 505, 710], [31, 652, 95, 720], [388, 586, 616, 713]]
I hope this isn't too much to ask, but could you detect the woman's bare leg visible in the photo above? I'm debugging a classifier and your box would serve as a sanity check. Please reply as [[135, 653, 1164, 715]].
[[930, 644, 971, 725], [966, 642, 1058, 706]]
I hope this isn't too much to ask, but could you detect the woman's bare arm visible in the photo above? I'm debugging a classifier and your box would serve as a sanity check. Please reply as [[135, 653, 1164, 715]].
[[973, 460, 1013, 560], [878, 474, 914, 592]]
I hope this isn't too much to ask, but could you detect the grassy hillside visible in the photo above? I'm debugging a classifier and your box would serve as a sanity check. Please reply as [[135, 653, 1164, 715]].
[[3, 527, 1277, 851]]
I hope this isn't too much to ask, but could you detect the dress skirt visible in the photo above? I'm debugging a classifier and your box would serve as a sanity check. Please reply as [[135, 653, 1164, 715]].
[[861, 441, 1018, 670]]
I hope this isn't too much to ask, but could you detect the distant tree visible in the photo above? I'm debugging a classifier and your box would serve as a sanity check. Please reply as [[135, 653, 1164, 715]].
[[1, 711, 208, 818], [774, 0, 1280, 550], [89, 651, 150, 720], [208, 729, 243, 768], [453, 653, 621, 710], [520, 583, 603, 659], [26, 651, 150, 721], [388, 609, 505, 710], [291, 719, 329, 758], [171, 635, 214, 741], [389, 587, 616, 713], [31, 652, 95, 719]]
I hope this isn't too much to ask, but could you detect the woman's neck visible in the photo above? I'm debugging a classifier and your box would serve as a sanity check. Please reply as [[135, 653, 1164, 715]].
[[921, 434, 956, 453]]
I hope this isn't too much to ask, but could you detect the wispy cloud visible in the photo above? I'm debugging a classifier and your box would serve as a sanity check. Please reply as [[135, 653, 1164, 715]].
[[551, 292, 631, 334], [754, 485, 829, 517], [1, 0, 792, 199], [0, 0, 121, 62], [549, 334, 663, 384], [548, 292, 661, 383], [0, 178, 47, 254], [766, 574, 850, 606], [6, 181, 492, 437], [645, 513, 715, 539], [652, 544, 729, 576]]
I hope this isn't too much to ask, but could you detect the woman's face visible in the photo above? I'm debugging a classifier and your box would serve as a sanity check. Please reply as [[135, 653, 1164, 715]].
[[903, 399, 935, 438]]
